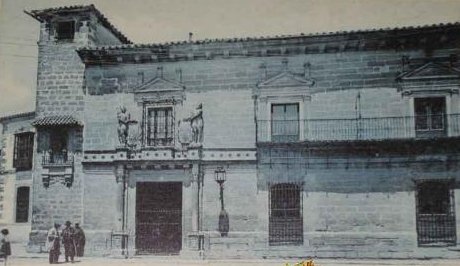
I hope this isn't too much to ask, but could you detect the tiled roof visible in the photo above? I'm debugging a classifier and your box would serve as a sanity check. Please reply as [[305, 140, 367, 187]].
[[32, 115, 81, 127], [0, 111, 35, 123], [26, 4, 131, 44], [78, 21, 460, 52]]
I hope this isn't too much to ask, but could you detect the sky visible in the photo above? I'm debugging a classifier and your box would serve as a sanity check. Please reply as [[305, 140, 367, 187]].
[[1, 0, 460, 116]]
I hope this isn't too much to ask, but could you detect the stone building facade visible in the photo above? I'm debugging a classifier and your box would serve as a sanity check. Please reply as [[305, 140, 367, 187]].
[[0, 112, 35, 245], [2, 4, 458, 259]]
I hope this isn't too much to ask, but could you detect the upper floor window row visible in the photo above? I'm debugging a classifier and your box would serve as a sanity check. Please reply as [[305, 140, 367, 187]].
[[259, 96, 457, 143]]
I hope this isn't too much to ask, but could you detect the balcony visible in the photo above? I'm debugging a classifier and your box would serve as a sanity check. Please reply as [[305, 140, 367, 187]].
[[42, 150, 74, 166], [257, 114, 460, 143], [41, 150, 74, 188]]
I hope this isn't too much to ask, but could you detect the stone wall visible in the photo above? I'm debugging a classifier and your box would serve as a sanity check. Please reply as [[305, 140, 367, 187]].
[[0, 115, 34, 229], [28, 10, 126, 251]]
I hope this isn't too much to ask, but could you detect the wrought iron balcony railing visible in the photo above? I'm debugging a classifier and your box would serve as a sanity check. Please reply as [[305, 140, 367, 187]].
[[42, 150, 74, 166], [257, 114, 460, 143]]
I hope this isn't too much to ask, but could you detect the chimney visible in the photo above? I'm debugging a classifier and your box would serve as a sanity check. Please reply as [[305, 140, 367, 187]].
[[189, 32, 193, 42]]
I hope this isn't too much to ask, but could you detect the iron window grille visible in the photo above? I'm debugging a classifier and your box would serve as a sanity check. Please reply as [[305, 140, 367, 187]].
[[13, 132, 34, 171], [415, 180, 456, 246], [55, 21, 75, 41], [269, 182, 303, 246], [146, 107, 174, 147]]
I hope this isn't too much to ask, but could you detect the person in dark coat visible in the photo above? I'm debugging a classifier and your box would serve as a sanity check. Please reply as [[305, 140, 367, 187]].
[[0, 229, 11, 266], [47, 224, 60, 264], [74, 223, 85, 257], [61, 221, 76, 263]]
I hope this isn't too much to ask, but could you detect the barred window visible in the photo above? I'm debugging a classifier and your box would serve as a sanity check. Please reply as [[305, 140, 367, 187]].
[[16, 186, 30, 223], [271, 103, 299, 142], [13, 132, 34, 171], [147, 107, 174, 146], [269, 183, 303, 246], [56, 21, 75, 41], [416, 180, 456, 246]]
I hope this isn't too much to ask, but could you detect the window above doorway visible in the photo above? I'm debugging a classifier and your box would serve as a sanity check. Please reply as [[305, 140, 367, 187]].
[[145, 106, 174, 147]]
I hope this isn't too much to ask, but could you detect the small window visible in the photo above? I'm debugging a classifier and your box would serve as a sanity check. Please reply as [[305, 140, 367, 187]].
[[56, 21, 75, 41], [16, 187, 30, 223], [271, 103, 299, 142], [13, 132, 34, 171], [146, 107, 174, 146]]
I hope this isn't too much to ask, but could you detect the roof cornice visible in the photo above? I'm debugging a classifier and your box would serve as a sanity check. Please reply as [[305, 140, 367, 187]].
[[77, 22, 460, 65], [0, 111, 35, 123]]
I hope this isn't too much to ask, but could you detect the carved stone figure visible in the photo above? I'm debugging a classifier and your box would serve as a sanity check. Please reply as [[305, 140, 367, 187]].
[[183, 103, 203, 147], [117, 106, 137, 146]]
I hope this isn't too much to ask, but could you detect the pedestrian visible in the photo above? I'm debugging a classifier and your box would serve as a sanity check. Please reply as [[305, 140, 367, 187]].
[[74, 223, 85, 257], [0, 229, 11, 266], [62, 221, 76, 263], [47, 223, 60, 264]]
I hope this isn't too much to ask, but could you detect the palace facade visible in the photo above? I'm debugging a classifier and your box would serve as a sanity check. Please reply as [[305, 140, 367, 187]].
[[1, 4, 460, 259]]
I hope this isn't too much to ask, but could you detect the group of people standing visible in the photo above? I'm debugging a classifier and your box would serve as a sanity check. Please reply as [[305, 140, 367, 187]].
[[47, 221, 85, 264]]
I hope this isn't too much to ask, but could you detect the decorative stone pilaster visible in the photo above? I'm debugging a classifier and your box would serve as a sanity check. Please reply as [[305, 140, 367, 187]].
[[182, 162, 205, 258], [114, 164, 125, 231]]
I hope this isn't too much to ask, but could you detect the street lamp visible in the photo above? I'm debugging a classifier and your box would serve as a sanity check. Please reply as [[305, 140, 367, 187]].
[[214, 167, 229, 237]]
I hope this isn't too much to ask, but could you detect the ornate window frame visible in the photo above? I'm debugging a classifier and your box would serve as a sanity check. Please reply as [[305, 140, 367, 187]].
[[142, 101, 176, 148], [134, 73, 185, 149]]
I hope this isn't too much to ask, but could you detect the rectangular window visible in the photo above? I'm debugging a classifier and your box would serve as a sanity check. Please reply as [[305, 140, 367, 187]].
[[271, 103, 299, 142], [56, 21, 75, 41], [15, 187, 30, 223], [416, 180, 456, 246], [13, 132, 34, 171], [269, 183, 303, 246], [414, 97, 446, 137], [147, 107, 174, 146]]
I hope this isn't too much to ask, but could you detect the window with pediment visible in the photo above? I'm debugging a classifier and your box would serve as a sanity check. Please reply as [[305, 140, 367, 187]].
[[255, 61, 314, 143], [134, 70, 185, 148]]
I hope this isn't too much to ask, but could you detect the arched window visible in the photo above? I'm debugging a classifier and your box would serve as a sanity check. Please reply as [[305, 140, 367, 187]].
[[16, 186, 30, 223]]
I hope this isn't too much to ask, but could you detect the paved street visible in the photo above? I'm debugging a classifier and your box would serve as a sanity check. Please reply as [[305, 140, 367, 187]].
[[4, 257, 460, 266]]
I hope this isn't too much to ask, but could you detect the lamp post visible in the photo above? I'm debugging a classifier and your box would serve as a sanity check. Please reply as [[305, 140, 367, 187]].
[[214, 167, 229, 237]]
